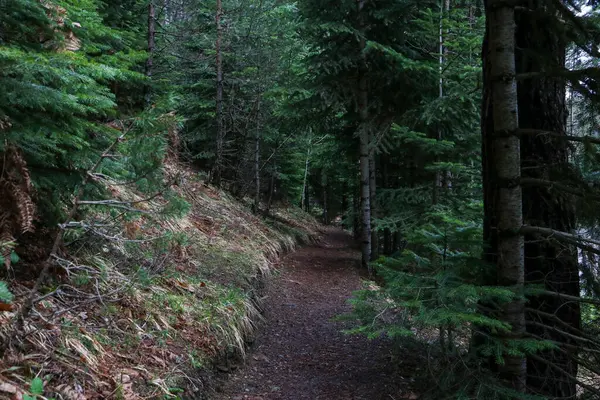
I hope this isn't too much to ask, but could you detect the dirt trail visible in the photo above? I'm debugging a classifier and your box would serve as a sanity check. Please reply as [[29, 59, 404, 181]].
[[214, 228, 414, 400]]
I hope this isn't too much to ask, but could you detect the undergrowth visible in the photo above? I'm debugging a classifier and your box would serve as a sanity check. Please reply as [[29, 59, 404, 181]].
[[0, 160, 320, 399]]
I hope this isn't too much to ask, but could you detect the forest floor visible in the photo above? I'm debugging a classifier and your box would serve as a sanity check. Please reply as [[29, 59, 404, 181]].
[[214, 228, 418, 400]]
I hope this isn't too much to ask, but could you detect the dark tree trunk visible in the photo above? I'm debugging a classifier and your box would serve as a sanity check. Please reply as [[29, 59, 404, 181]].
[[382, 154, 392, 255], [266, 164, 276, 215], [516, 6, 580, 397], [353, 188, 361, 241], [322, 173, 329, 225], [357, 0, 371, 271], [144, 1, 156, 105], [254, 95, 261, 213], [213, 0, 224, 185], [341, 181, 348, 222], [369, 151, 378, 260]]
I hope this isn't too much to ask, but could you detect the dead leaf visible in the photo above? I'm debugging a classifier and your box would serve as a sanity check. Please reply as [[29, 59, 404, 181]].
[[0, 381, 18, 394], [150, 355, 167, 367], [56, 384, 85, 400]]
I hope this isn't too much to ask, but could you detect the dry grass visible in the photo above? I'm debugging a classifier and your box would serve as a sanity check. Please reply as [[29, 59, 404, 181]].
[[0, 160, 321, 399]]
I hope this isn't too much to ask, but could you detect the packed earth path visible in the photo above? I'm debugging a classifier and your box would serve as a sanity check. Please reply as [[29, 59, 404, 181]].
[[214, 228, 417, 400]]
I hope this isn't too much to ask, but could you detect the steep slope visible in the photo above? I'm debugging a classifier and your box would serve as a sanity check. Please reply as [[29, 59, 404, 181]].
[[0, 160, 321, 400]]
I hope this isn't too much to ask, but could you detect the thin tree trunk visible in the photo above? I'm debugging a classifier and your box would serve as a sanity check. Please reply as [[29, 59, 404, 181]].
[[486, 0, 526, 392], [358, 0, 371, 272], [322, 172, 329, 225], [266, 163, 275, 214], [301, 138, 311, 211], [353, 189, 360, 240], [392, 231, 404, 254], [341, 181, 348, 221], [382, 154, 391, 255], [369, 151, 378, 260], [254, 95, 261, 212], [433, 0, 450, 204], [213, 0, 224, 185], [145, 0, 156, 105], [443, 0, 451, 190]]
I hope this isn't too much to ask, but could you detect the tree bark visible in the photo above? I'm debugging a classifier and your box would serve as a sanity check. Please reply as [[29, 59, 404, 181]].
[[433, 0, 450, 204], [265, 163, 276, 215], [254, 95, 261, 212], [515, 5, 580, 397], [382, 154, 392, 255], [144, 0, 156, 105], [353, 188, 360, 240], [322, 172, 329, 225], [485, 0, 526, 392], [369, 150, 378, 260], [358, 0, 371, 271], [301, 138, 311, 211], [213, 0, 224, 185]]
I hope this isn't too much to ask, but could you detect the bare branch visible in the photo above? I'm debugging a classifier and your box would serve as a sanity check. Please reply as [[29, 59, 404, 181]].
[[516, 129, 600, 145], [527, 289, 600, 307], [520, 178, 600, 201], [520, 225, 600, 248], [529, 354, 600, 397]]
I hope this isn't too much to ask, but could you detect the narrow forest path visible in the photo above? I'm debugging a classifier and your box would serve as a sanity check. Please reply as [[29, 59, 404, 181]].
[[214, 228, 415, 400]]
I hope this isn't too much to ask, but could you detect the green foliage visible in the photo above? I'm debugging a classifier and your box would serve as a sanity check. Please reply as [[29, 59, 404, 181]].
[[30, 377, 43, 396], [23, 377, 45, 400], [345, 206, 498, 337], [0, 0, 166, 224], [0, 281, 13, 303]]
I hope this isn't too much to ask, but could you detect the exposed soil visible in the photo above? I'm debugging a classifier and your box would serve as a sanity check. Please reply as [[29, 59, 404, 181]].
[[214, 228, 416, 400]]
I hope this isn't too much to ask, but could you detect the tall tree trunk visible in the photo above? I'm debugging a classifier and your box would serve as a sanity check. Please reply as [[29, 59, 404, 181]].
[[358, 0, 371, 271], [266, 163, 276, 215], [516, 5, 580, 397], [145, 0, 155, 105], [382, 154, 391, 255], [254, 95, 261, 212], [353, 188, 360, 240], [301, 138, 311, 211], [369, 151, 378, 260], [484, 0, 526, 392], [213, 0, 224, 185], [433, 0, 451, 204], [322, 172, 329, 225], [341, 181, 348, 222]]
